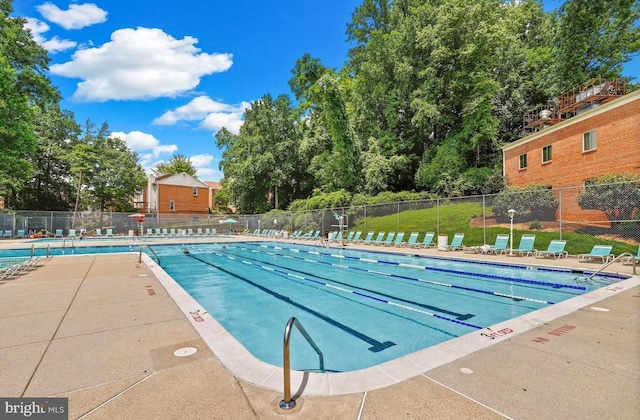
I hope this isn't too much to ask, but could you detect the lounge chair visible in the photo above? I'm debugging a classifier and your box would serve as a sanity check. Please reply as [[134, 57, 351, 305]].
[[350, 231, 362, 242], [345, 231, 354, 242], [370, 232, 386, 245], [187, 228, 194, 235], [197, 228, 203, 235], [211, 229, 217, 235], [54, 229, 63, 238], [578, 245, 614, 263], [465, 234, 509, 254], [357, 231, 374, 244], [444, 233, 465, 251], [402, 232, 419, 247], [418, 232, 435, 248], [146, 228, 154, 236], [170, 228, 176, 236], [67, 229, 77, 238], [380, 232, 395, 246], [105, 229, 114, 237], [2, 230, 11, 239], [513, 234, 537, 257], [623, 245, 640, 265], [392, 232, 406, 247], [535, 240, 568, 259], [16, 230, 26, 239], [95, 228, 102, 236]]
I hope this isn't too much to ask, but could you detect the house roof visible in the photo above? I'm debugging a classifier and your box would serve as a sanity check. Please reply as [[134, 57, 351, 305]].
[[502, 89, 640, 152], [205, 181, 222, 191], [155, 172, 211, 188]]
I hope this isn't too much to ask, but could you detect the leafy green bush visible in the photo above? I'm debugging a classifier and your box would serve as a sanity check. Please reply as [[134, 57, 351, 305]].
[[492, 184, 557, 223], [577, 173, 640, 222]]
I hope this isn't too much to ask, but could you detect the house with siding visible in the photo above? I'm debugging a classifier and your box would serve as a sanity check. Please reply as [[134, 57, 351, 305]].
[[502, 81, 640, 221]]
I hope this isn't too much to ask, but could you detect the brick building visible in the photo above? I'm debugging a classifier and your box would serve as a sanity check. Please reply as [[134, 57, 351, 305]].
[[139, 173, 212, 215], [502, 84, 640, 221]]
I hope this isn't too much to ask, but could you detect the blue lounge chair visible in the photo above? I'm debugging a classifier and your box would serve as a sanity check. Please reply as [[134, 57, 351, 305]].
[[418, 232, 435, 248], [54, 229, 63, 238], [358, 231, 374, 244], [578, 245, 614, 263], [380, 232, 395, 246], [535, 240, 568, 259], [513, 234, 536, 257], [345, 231, 354, 242], [466, 234, 509, 254], [444, 233, 465, 251], [197, 228, 203, 235], [392, 232, 405, 247], [623, 245, 640, 265], [95, 229, 102, 236], [67, 229, 77, 238], [16, 230, 26, 239], [187, 228, 194, 235], [402, 232, 419, 247], [105, 229, 114, 237], [2, 230, 11, 239], [370, 232, 385, 245], [350, 231, 362, 242]]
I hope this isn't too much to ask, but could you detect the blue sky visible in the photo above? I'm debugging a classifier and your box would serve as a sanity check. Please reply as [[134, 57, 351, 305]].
[[12, 0, 639, 181]]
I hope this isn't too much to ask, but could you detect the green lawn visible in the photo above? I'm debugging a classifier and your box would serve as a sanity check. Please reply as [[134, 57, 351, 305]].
[[350, 201, 638, 256]]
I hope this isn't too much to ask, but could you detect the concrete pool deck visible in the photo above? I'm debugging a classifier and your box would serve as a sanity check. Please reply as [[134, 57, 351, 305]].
[[0, 236, 638, 419]]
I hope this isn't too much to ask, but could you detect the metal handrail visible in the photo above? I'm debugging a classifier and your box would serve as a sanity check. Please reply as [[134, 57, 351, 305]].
[[139, 245, 161, 266], [279, 317, 324, 410], [584, 252, 636, 283]]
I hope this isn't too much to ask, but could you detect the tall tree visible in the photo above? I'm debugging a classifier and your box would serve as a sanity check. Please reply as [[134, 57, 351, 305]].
[[70, 120, 147, 213], [152, 154, 197, 177], [0, 0, 60, 207], [13, 105, 81, 210], [554, 0, 640, 91]]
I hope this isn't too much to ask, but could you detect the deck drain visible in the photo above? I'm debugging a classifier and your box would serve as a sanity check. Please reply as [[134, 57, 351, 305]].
[[174, 347, 198, 357], [590, 307, 610, 312], [460, 368, 474, 374]]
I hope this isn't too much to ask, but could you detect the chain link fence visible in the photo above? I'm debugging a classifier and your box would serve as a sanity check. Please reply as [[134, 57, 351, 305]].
[[1, 181, 638, 255]]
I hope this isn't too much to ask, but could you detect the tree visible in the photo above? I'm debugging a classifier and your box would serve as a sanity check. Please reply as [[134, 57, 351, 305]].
[[577, 173, 640, 223], [0, 0, 60, 207], [152, 154, 197, 177], [554, 0, 640, 92], [13, 105, 81, 210], [70, 120, 147, 213]]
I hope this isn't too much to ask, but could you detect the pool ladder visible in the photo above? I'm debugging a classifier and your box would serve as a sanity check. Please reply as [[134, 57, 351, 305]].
[[138, 245, 161, 266], [280, 317, 324, 410], [583, 252, 637, 283]]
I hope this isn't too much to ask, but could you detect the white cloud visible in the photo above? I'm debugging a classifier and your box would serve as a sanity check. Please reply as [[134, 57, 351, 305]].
[[153, 96, 249, 134], [109, 130, 178, 170], [196, 167, 223, 181], [50, 27, 233, 102], [37, 2, 107, 30], [24, 17, 77, 53], [190, 154, 214, 167], [190, 154, 220, 180]]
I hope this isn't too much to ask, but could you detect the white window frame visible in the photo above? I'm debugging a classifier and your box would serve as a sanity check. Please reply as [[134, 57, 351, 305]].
[[169, 200, 175, 212], [583, 130, 597, 152], [193, 187, 198, 197], [519, 153, 527, 170], [542, 145, 552, 163]]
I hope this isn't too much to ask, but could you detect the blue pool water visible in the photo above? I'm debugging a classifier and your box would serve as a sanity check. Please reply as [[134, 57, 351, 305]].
[[149, 242, 621, 373], [1, 241, 623, 372]]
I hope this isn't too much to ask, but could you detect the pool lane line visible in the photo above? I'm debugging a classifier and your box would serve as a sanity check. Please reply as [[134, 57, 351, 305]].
[[184, 253, 396, 353], [207, 248, 484, 330], [229, 244, 557, 306], [250, 243, 586, 291], [220, 247, 477, 321]]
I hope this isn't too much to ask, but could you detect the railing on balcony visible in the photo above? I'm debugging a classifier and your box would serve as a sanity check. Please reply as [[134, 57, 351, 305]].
[[523, 103, 562, 132], [557, 78, 627, 116]]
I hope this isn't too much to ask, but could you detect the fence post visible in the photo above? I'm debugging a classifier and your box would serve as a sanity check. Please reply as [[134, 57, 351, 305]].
[[364, 205, 367, 232], [558, 189, 563, 240], [397, 202, 400, 232], [482, 195, 486, 245], [436, 198, 440, 235]]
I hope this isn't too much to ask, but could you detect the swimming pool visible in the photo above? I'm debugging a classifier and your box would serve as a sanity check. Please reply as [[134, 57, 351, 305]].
[[148, 241, 622, 373]]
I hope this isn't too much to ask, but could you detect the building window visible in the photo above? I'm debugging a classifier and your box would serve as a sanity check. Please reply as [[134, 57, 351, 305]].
[[169, 200, 175, 212], [542, 145, 552, 163], [519, 153, 527, 170], [583, 130, 597, 152], [193, 187, 198, 197]]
